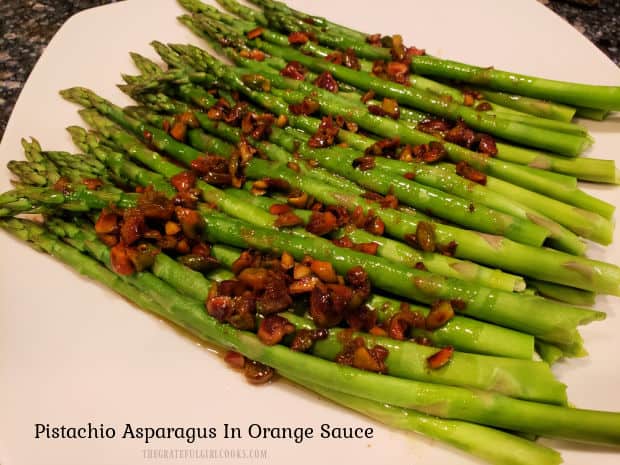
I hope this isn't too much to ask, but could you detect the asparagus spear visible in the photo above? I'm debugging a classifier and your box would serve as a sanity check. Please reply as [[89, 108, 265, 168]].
[[225, 188, 594, 308], [233, 60, 612, 218], [159, 40, 583, 193], [70, 121, 530, 295], [536, 341, 567, 366], [120, 70, 596, 255], [251, 0, 620, 110], [267, 131, 553, 247], [215, 0, 269, 25], [0, 217, 566, 462], [289, 377, 563, 465], [63, 87, 577, 289], [7, 144, 610, 307], [327, 94, 616, 184], [52, 217, 563, 404], [202, 240, 536, 360], [112, 93, 615, 292], [206, 37, 615, 183], [0, 184, 139, 217], [66, 122, 570, 361], [527, 280, 596, 307], [278, 125, 589, 253], [184, 116, 620, 295], [4, 129, 602, 349], [188, 94, 551, 247], [129, 51, 164, 76], [575, 106, 610, 121], [195, 19, 592, 157], [145, 56, 600, 250], [157, 47, 614, 218], [198, 208, 603, 346], [472, 88, 577, 122], [410, 55, 620, 111], [225, 186, 528, 291], [122, 53, 613, 230], [6, 143, 539, 366], [209, 0, 577, 129], [196, 9, 589, 142], [4, 218, 618, 444], [114, 93, 611, 299], [8, 138, 62, 187], [270, 118, 599, 250], [8, 161, 50, 187], [57, 96, 615, 336], [66, 129, 540, 359]]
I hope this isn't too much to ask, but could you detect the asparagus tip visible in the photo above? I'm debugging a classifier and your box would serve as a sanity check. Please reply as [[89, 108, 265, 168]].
[[66, 126, 89, 151], [117, 83, 134, 94], [59, 87, 96, 108]]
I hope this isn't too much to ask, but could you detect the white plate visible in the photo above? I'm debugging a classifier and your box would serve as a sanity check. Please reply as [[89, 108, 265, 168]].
[[1, 1, 619, 464]]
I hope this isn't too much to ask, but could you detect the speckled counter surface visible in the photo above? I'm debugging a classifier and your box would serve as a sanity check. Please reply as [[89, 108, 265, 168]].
[[1, 0, 619, 138]]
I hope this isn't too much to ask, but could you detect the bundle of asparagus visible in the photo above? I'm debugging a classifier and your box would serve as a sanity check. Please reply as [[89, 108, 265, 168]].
[[2, 1, 620, 464]]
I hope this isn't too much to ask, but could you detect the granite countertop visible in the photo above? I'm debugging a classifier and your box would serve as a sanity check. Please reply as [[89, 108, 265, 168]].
[[1, 0, 619, 138]]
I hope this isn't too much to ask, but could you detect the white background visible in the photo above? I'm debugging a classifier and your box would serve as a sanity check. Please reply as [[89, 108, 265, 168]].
[[1, 1, 619, 464]]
